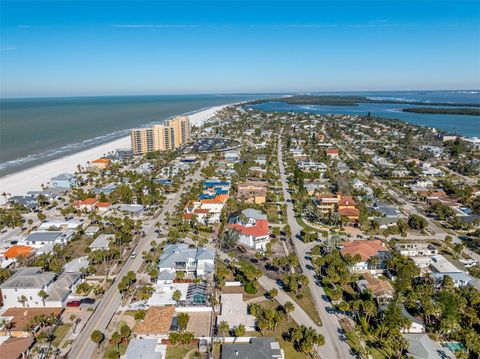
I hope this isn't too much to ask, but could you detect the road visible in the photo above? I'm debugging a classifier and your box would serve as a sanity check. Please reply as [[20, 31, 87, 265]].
[[68, 163, 206, 359], [337, 140, 480, 262], [277, 135, 354, 359]]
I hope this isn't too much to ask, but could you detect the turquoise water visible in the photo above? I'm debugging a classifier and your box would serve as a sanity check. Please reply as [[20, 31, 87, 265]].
[[0, 94, 267, 175], [247, 90, 480, 137], [1, 91, 479, 176]]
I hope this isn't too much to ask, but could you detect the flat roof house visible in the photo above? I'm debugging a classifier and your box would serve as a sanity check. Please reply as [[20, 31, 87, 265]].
[[222, 337, 284, 359], [123, 338, 167, 359]]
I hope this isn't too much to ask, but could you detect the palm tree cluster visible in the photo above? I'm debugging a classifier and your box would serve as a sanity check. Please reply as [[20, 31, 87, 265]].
[[283, 324, 325, 359]]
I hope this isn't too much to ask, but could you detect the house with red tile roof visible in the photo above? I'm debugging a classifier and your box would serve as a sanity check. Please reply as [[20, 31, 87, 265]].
[[229, 209, 270, 250], [91, 157, 111, 170], [73, 198, 97, 211], [95, 201, 112, 212], [340, 240, 391, 273], [4, 245, 33, 260], [326, 148, 340, 159]]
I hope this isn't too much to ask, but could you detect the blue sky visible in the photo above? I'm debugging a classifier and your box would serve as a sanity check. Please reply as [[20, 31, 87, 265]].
[[1, 1, 479, 97]]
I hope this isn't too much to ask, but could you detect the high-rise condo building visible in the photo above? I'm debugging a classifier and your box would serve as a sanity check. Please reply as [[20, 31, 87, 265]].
[[130, 116, 191, 155]]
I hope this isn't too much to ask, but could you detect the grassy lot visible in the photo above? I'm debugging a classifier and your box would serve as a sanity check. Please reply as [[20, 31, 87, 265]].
[[67, 235, 92, 258], [286, 286, 322, 326], [165, 343, 197, 359], [52, 323, 72, 347], [267, 205, 279, 224]]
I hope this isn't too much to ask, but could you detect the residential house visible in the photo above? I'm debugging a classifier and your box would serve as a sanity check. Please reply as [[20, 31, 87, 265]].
[[230, 209, 270, 250], [0, 267, 80, 308], [73, 198, 98, 211], [0, 336, 34, 359], [50, 173, 76, 189], [326, 148, 340, 159], [91, 158, 110, 170], [355, 273, 394, 305], [337, 196, 360, 224], [123, 338, 167, 359], [113, 204, 145, 216], [237, 181, 267, 204], [296, 161, 327, 173], [24, 231, 73, 248], [89, 234, 114, 251], [94, 183, 118, 195], [224, 151, 240, 163], [157, 244, 215, 278], [222, 338, 284, 359], [395, 243, 438, 257], [340, 240, 391, 273], [404, 333, 455, 359]]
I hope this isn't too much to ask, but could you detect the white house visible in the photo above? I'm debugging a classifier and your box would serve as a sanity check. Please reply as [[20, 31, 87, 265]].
[[24, 231, 74, 249], [50, 173, 77, 189], [157, 244, 215, 279], [89, 234, 114, 251], [0, 267, 81, 308], [230, 209, 270, 250]]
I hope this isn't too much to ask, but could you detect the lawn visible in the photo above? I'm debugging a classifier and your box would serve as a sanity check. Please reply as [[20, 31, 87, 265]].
[[286, 286, 322, 326], [52, 323, 72, 347], [165, 343, 197, 359]]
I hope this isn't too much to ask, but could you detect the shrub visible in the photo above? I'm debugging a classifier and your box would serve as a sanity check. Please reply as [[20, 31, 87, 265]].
[[244, 282, 257, 294]]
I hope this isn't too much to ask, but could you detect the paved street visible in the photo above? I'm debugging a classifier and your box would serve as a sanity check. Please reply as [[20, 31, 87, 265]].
[[338, 140, 480, 262], [276, 135, 354, 359], [67, 163, 206, 359]]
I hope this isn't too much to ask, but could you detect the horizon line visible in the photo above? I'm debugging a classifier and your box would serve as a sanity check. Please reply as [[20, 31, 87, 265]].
[[1, 88, 479, 100]]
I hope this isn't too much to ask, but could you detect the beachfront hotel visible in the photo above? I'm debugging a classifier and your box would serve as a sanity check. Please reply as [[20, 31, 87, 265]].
[[130, 116, 191, 155]]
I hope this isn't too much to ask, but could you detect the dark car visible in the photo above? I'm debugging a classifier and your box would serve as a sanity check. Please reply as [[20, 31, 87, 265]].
[[81, 298, 95, 305], [66, 300, 81, 307]]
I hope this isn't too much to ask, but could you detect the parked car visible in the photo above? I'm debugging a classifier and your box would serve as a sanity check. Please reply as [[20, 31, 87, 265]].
[[81, 298, 95, 305], [130, 251, 137, 258], [66, 300, 81, 307]]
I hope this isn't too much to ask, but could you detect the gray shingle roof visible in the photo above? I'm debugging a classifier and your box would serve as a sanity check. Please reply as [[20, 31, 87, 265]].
[[0, 267, 55, 289]]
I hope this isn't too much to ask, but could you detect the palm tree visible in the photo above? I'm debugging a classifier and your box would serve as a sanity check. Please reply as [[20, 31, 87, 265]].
[[283, 301, 295, 315], [38, 290, 49, 307], [1, 319, 13, 335], [218, 321, 230, 342], [90, 330, 105, 352], [172, 290, 182, 306], [18, 295, 27, 307]]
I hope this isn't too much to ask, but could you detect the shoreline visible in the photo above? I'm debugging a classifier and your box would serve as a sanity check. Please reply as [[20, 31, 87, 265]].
[[0, 104, 229, 204]]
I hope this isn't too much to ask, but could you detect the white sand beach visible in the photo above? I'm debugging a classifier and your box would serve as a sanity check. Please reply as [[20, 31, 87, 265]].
[[0, 104, 228, 203]]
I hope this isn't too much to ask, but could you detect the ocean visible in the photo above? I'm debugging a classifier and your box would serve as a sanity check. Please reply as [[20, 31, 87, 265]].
[[247, 90, 480, 137], [1, 91, 479, 177], [0, 94, 267, 176]]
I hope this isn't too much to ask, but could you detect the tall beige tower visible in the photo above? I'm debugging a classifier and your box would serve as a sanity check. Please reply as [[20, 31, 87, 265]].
[[130, 116, 191, 155]]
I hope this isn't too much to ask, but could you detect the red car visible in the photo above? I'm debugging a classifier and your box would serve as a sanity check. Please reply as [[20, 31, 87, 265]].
[[66, 300, 81, 307]]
